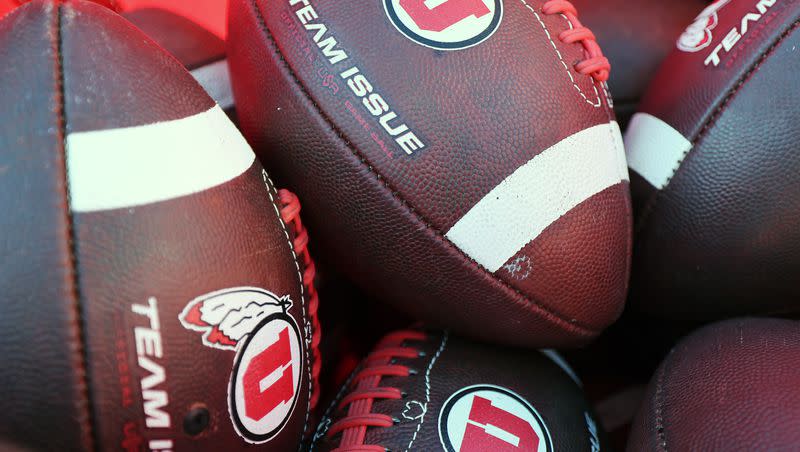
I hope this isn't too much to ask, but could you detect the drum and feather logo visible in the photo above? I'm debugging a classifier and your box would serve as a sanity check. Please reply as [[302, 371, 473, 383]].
[[677, 0, 731, 52], [385, 0, 502, 50], [179, 287, 303, 444]]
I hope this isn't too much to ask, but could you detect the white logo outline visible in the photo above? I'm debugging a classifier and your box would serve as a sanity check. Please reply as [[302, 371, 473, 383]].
[[677, 0, 731, 52], [384, 0, 503, 50], [438, 384, 554, 452], [179, 287, 303, 444]]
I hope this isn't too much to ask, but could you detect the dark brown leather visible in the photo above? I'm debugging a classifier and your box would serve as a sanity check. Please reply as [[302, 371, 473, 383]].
[[121, 7, 236, 119], [628, 318, 800, 451], [0, 1, 314, 450], [574, 0, 707, 128], [635, 0, 800, 140], [0, 2, 92, 449], [630, 1, 800, 320], [122, 8, 225, 71], [227, 0, 631, 348], [312, 329, 608, 451]]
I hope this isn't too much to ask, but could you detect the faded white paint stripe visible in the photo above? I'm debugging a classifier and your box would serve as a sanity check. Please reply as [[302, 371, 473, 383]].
[[191, 59, 234, 111], [624, 112, 692, 189], [67, 105, 255, 212], [445, 121, 628, 273], [611, 119, 630, 183]]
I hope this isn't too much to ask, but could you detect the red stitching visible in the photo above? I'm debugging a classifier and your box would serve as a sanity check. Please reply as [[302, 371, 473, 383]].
[[542, 0, 610, 82], [277, 189, 322, 410], [326, 330, 428, 451]]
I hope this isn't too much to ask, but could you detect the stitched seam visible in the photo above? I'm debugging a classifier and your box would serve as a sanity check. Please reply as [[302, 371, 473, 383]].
[[54, 5, 95, 451], [602, 81, 614, 109], [404, 332, 448, 452], [635, 18, 800, 234], [520, 0, 601, 107], [653, 351, 672, 452], [597, 80, 633, 274], [260, 170, 313, 445], [309, 368, 359, 452], [247, 0, 598, 336]]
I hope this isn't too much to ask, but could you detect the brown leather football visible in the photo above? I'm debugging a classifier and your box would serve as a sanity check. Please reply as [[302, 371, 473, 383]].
[[625, 0, 800, 320], [310, 329, 606, 452], [227, 0, 632, 348], [0, 1, 319, 450], [627, 318, 800, 451]]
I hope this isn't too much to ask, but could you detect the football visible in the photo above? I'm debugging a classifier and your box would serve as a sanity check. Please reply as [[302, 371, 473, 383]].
[[4, 0, 800, 449], [311, 329, 606, 452], [0, 1, 318, 450], [227, 0, 632, 347], [625, 0, 800, 319], [628, 318, 800, 451]]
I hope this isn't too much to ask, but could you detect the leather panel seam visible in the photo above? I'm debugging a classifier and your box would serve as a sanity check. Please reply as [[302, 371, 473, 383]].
[[259, 171, 314, 448], [635, 17, 800, 235], [246, 0, 598, 336], [55, 5, 96, 450]]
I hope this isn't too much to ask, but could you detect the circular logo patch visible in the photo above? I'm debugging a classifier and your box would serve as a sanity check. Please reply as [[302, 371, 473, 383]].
[[384, 0, 502, 50], [229, 313, 303, 444], [438, 385, 553, 452]]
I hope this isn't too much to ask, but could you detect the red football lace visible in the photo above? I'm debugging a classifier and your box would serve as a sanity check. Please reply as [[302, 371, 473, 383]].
[[278, 189, 321, 409], [542, 0, 610, 82], [326, 330, 428, 452]]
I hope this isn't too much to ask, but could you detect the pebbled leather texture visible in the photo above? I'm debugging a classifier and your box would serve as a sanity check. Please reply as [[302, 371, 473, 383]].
[[122, 7, 225, 71], [121, 7, 236, 119], [312, 329, 607, 452], [629, 0, 800, 320], [0, 1, 314, 450], [627, 318, 800, 451], [0, 2, 92, 449], [227, 0, 632, 348], [574, 0, 707, 128]]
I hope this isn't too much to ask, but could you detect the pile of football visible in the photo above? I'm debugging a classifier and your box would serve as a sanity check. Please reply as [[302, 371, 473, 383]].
[[1, 0, 798, 450]]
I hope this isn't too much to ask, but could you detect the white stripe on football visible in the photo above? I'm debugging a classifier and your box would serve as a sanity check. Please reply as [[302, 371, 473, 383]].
[[67, 105, 254, 212], [625, 112, 692, 190], [446, 121, 628, 273]]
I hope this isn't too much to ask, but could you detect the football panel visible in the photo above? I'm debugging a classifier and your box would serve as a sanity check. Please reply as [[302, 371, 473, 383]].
[[0, 2, 91, 449], [628, 318, 800, 451], [60, 0, 212, 134], [313, 332, 606, 452], [59, 2, 312, 448], [626, 0, 800, 218], [121, 8, 234, 114], [73, 163, 312, 450], [256, 0, 623, 242], [499, 185, 631, 330], [629, 23, 800, 319], [632, 0, 800, 143]]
